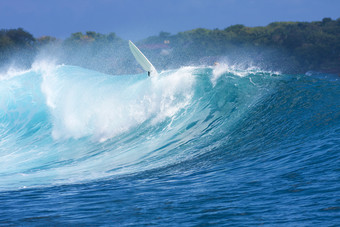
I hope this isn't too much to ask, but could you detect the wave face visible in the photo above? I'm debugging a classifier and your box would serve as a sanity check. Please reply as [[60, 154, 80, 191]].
[[0, 62, 339, 225]]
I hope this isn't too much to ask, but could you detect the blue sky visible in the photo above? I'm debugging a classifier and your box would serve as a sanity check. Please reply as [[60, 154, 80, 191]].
[[1, 0, 339, 40]]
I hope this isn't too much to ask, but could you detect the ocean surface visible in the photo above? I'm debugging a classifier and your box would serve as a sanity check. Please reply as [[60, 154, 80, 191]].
[[0, 62, 339, 226]]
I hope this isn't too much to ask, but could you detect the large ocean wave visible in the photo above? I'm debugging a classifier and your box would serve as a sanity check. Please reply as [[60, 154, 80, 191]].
[[0, 61, 284, 190]]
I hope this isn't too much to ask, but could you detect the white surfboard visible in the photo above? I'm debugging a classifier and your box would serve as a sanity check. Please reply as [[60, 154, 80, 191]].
[[129, 40, 158, 76]]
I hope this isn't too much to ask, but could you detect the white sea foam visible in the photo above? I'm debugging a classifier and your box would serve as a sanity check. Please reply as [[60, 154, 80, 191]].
[[40, 64, 195, 142], [211, 61, 280, 86]]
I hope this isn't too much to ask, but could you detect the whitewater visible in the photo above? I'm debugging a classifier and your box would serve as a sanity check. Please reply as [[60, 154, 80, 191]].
[[0, 61, 339, 225]]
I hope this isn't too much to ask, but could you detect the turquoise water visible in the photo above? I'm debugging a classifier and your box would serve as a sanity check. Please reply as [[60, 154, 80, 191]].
[[0, 62, 339, 225]]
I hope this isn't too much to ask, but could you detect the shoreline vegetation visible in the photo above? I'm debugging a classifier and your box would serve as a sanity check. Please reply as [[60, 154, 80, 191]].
[[0, 18, 339, 75]]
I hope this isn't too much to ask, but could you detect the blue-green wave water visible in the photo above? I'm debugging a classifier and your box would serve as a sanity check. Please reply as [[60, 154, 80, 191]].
[[0, 62, 339, 225]]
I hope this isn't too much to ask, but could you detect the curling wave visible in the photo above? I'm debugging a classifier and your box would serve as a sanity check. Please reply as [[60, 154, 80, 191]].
[[0, 61, 338, 191]]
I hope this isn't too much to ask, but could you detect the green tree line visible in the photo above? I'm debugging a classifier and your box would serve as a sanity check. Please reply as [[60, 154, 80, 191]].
[[142, 17, 340, 74], [0, 18, 339, 74]]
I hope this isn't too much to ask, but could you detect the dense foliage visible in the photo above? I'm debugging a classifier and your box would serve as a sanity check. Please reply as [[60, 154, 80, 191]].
[[0, 18, 339, 74], [0, 28, 36, 68], [142, 17, 340, 74]]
